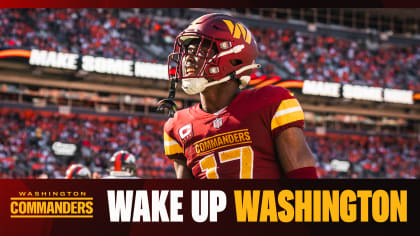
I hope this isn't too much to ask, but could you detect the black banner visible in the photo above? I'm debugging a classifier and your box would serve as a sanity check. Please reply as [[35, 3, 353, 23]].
[[0, 179, 418, 236]]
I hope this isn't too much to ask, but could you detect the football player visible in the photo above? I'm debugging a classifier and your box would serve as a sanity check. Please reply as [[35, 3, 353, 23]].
[[65, 164, 92, 179], [160, 13, 317, 179], [104, 150, 138, 179]]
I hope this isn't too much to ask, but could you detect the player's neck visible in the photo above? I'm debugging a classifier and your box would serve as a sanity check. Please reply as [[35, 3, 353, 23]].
[[199, 81, 240, 114]]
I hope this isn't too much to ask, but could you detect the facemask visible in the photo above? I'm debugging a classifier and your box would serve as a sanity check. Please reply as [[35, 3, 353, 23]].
[[181, 64, 261, 95]]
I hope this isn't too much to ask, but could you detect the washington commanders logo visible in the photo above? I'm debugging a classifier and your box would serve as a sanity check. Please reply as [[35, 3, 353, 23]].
[[213, 118, 223, 129], [10, 191, 93, 218], [222, 20, 252, 44]]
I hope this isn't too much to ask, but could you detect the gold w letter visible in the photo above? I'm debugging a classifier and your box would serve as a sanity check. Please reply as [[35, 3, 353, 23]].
[[223, 20, 252, 44]]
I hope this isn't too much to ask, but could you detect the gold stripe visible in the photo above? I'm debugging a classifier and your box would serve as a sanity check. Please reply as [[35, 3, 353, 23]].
[[10, 197, 93, 200], [275, 81, 304, 88], [223, 20, 234, 34], [237, 24, 247, 40], [164, 143, 183, 155], [248, 78, 265, 85], [0, 49, 31, 58], [163, 132, 174, 142], [11, 215, 93, 218], [233, 24, 242, 39], [245, 29, 252, 44], [276, 99, 300, 112], [271, 111, 304, 130], [196, 141, 252, 157], [192, 129, 249, 145], [163, 132, 183, 155]]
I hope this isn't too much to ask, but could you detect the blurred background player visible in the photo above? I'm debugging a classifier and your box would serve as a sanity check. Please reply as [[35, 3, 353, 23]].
[[104, 150, 138, 179], [65, 163, 92, 179], [161, 13, 317, 179]]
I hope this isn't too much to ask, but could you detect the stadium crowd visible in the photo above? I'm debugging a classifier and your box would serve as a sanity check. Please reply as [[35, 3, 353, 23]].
[[0, 107, 175, 179], [252, 28, 420, 91], [0, 108, 418, 179], [1, 8, 420, 90], [306, 132, 419, 178], [0, 8, 179, 62]]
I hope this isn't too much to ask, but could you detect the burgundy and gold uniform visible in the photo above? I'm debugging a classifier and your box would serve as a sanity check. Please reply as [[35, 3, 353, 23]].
[[164, 85, 305, 179]]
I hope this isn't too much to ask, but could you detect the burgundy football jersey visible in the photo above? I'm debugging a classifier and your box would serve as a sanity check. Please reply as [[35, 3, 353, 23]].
[[164, 85, 304, 179]]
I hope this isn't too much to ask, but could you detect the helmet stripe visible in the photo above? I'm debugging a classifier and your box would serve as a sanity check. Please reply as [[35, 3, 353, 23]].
[[114, 153, 122, 171], [73, 167, 82, 178], [237, 24, 247, 40], [245, 29, 252, 44], [66, 166, 75, 179], [222, 20, 234, 34], [122, 152, 128, 161], [66, 165, 82, 179]]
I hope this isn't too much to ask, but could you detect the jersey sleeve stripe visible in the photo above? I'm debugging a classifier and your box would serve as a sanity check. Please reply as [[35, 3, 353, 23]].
[[164, 143, 184, 156], [271, 98, 304, 130], [276, 98, 300, 111], [271, 111, 304, 130], [164, 132, 183, 155], [164, 132, 175, 142], [164, 140, 179, 146], [272, 106, 302, 119]]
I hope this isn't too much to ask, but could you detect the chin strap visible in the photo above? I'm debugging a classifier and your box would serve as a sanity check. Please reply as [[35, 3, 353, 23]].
[[202, 63, 261, 89], [157, 78, 178, 118]]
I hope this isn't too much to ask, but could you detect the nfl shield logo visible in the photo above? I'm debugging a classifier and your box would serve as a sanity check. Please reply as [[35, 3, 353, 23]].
[[213, 118, 223, 129]]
